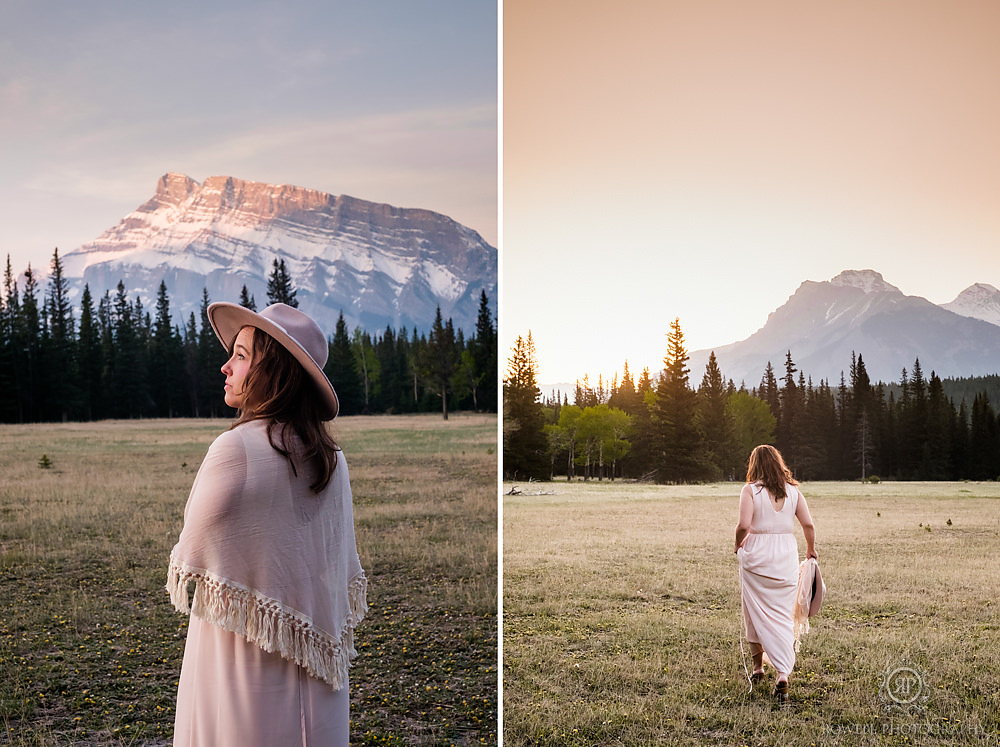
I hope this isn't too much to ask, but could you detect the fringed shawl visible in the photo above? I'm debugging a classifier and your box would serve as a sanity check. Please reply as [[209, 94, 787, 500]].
[[167, 420, 367, 691]]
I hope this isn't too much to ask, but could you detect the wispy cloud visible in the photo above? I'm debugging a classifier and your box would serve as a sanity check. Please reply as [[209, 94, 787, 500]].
[[20, 102, 498, 248]]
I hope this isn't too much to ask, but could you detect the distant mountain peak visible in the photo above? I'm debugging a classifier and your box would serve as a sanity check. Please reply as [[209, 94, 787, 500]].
[[688, 268, 1000, 385], [956, 282, 1000, 299], [942, 283, 1000, 327], [829, 269, 900, 294]]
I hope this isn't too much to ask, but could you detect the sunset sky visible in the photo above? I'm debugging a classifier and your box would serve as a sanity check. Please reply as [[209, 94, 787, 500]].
[[503, 0, 1000, 386], [1, 0, 497, 277]]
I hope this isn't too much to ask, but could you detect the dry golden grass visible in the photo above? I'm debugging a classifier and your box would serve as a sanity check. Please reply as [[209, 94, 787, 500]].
[[503, 479, 1000, 746], [0, 414, 497, 746]]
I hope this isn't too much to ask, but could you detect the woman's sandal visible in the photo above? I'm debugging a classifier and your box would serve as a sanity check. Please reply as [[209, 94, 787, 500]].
[[774, 680, 789, 703], [750, 671, 766, 685]]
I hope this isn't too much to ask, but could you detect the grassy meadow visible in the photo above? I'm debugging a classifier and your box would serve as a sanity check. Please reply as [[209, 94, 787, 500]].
[[503, 480, 1000, 746], [0, 414, 498, 746]]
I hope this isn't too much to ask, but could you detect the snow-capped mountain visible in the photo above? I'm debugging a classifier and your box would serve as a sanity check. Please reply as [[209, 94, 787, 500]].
[[58, 173, 497, 334], [688, 270, 1000, 386], [941, 283, 1000, 327]]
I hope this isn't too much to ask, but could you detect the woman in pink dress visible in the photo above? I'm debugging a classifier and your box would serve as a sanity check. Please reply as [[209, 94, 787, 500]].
[[734, 444, 816, 702], [167, 302, 368, 746]]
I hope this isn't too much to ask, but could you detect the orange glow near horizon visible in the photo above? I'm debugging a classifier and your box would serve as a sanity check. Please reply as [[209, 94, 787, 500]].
[[503, 0, 1000, 385]]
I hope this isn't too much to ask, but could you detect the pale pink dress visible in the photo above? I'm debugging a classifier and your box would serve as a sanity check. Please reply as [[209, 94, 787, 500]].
[[737, 482, 800, 675], [173, 617, 349, 746], [169, 421, 364, 747]]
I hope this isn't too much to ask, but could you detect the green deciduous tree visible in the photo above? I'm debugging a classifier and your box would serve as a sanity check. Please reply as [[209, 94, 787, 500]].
[[575, 404, 632, 480], [726, 390, 777, 474]]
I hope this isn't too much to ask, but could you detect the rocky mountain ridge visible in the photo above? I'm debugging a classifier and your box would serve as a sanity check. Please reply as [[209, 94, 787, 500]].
[[57, 173, 497, 335], [687, 270, 1000, 386]]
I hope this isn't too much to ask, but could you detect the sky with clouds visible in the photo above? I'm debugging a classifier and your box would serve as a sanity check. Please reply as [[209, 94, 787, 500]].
[[1, 0, 497, 276], [503, 0, 1000, 385]]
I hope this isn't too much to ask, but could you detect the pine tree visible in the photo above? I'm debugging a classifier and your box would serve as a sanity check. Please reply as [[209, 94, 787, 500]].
[[0, 256, 19, 421], [77, 285, 102, 420], [374, 326, 404, 412], [697, 351, 732, 480], [834, 371, 852, 478], [325, 311, 363, 416], [196, 289, 221, 417], [503, 332, 547, 480], [471, 290, 497, 411], [968, 393, 1000, 480], [266, 258, 298, 307], [418, 307, 458, 419], [96, 291, 114, 417], [17, 265, 41, 421], [624, 367, 657, 479], [760, 361, 780, 423], [849, 353, 875, 480], [134, 295, 153, 415], [609, 360, 640, 414], [951, 398, 970, 478], [43, 249, 77, 420], [182, 312, 201, 416], [776, 351, 804, 468], [150, 281, 183, 417], [650, 318, 705, 482], [797, 378, 835, 480], [239, 284, 257, 311], [108, 281, 150, 418], [923, 371, 952, 479]]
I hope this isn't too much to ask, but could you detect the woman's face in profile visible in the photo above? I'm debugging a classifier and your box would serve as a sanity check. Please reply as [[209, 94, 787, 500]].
[[221, 326, 255, 409]]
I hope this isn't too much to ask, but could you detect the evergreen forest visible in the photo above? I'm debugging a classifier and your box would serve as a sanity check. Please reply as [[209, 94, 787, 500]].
[[504, 319, 1000, 483], [0, 251, 498, 423]]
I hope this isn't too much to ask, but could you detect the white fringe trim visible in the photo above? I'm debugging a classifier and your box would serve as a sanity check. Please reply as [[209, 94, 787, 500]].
[[167, 554, 368, 691], [793, 559, 816, 653]]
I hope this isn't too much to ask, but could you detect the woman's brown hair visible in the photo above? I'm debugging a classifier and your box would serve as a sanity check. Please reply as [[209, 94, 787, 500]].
[[230, 326, 339, 493], [746, 444, 797, 500]]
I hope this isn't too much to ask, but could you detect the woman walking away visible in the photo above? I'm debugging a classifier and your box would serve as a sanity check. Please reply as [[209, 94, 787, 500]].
[[734, 444, 816, 703], [167, 302, 368, 746]]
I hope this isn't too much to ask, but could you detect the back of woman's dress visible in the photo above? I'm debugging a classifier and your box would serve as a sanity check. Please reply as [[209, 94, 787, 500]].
[[170, 422, 365, 747], [738, 483, 799, 675]]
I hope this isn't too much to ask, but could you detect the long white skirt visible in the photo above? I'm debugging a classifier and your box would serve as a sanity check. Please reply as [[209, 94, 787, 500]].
[[738, 532, 798, 675], [174, 615, 349, 747]]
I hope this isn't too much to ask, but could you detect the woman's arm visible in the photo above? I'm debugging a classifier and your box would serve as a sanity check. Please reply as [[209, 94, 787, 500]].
[[734, 484, 754, 553], [795, 492, 818, 559]]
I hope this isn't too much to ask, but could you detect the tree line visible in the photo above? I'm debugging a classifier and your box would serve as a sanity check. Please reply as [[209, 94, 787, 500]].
[[0, 250, 497, 423], [504, 319, 1000, 483]]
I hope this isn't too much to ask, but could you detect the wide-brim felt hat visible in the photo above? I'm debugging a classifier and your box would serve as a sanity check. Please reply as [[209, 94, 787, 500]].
[[207, 302, 339, 420], [807, 559, 826, 617]]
